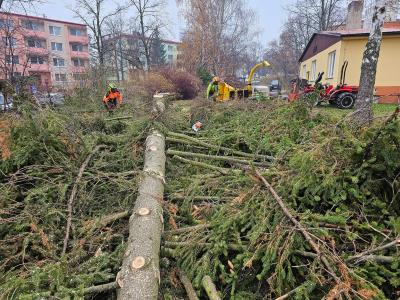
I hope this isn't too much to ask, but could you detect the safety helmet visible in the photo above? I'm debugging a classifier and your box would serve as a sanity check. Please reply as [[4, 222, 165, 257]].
[[212, 76, 220, 83], [108, 83, 116, 90]]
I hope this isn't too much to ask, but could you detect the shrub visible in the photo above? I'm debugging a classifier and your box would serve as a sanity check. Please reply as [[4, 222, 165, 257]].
[[128, 68, 202, 99], [159, 68, 202, 99], [141, 72, 175, 96]]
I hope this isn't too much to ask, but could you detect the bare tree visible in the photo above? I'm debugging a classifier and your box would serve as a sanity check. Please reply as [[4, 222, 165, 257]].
[[0, 0, 42, 10], [129, 0, 165, 70], [264, 31, 299, 86], [70, 0, 126, 65], [353, 1, 387, 125], [285, 0, 346, 53], [104, 15, 127, 81], [177, 0, 258, 76], [0, 12, 31, 110]]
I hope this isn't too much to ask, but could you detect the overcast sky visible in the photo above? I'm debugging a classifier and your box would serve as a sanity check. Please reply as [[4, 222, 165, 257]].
[[27, 0, 295, 46]]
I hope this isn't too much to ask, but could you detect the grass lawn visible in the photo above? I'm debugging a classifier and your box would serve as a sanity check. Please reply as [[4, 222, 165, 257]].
[[313, 103, 398, 120]]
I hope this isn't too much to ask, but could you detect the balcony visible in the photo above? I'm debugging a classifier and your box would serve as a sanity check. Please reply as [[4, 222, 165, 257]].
[[26, 47, 49, 56], [71, 66, 87, 73], [70, 51, 90, 59], [68, 34, 89, 44], [22, 29, 47, 40], [28, 63, 50, 72]]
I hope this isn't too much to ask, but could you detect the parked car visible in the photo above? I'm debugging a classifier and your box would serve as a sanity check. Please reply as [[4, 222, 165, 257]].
[[253, 85, 269, 97], [35, 92, 65, 106], [0, 92, 13, 111], [269, 80, 281, 94]]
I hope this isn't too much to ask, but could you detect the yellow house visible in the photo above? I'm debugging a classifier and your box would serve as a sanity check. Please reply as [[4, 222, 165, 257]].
[[299, 26, 400, 103]]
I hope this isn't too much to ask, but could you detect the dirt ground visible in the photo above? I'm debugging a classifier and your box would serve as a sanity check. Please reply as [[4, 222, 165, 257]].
[[0, 117, 11, 160]]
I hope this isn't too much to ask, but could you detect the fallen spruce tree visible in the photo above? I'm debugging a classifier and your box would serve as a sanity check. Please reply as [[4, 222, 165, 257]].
[[160, 100, 400, 299], [0, 99, 151, 298], [1, 95, 399, 299]]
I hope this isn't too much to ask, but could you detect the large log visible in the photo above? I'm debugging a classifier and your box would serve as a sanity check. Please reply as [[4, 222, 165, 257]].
[[117, 94, 167, 299], [117, 130, 166, 299]]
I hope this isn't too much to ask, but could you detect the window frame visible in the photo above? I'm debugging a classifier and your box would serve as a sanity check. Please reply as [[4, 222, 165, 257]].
[[3, 36, 17, 47], [51, 42, 63, 51], [72, 58, 85, 67], [71, 43, 84, 52], [0, 19, 14, 29], [27, 39, 44, 48], [49, 25, 61, 36], [29, 56, 44, 64], [6, 55, 19, 64], [327, 51, 336, 79], [69, 28, 82, 36], [311, 60, 317, 81], [24, 20, 42, 31], [302, 65, 307, 79], [53, 57, 65, 67], [55, 73, 67, 82]]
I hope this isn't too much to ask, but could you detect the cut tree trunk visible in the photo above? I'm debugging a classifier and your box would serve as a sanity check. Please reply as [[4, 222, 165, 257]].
[[117, 95, 167, 300], [354, 3, 387, 125], [117, 130, 166, 299]]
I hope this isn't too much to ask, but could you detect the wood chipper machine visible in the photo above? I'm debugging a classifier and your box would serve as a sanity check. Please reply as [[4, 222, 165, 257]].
[[207, 61, 271, 102]]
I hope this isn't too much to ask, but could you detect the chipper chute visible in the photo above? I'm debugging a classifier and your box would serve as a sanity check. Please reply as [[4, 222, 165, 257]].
[[208, 61, 271, 102]]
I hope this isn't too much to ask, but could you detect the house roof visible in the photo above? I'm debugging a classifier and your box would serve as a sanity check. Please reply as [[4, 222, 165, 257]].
[[0, 12, 86, 27], [299, 27, 400, 62], [323, 27, 400, 37]]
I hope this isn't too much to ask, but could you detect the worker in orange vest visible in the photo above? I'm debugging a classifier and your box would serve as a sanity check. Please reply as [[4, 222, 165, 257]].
[[103, 83, 122, 111]]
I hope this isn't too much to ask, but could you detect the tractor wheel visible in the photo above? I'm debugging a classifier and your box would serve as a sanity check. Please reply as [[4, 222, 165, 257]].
[[337, 92, 355, 109]]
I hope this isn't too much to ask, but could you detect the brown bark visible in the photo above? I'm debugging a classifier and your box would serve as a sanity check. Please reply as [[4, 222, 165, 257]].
[[177, 269, 200, 300], [354, 3, 387, 125]]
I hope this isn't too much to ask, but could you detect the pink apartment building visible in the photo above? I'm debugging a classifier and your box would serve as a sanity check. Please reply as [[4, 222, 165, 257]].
[[0, 12, 89, 90]]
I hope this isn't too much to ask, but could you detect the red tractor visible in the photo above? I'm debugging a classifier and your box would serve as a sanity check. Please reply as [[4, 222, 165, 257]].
[[290, 61, 359, 109]]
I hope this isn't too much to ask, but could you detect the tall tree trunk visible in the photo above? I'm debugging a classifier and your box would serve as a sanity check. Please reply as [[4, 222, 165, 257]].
[[353, 3, 387, 125]]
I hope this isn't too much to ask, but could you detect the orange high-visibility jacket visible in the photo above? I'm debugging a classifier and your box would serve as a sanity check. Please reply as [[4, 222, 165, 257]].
[[103, 90, 122, 104]]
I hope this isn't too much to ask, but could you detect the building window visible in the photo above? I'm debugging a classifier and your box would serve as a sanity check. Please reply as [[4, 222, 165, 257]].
[[167, 55, 173, 62], [53, 58, 65, 67], [69, 28, 83, 36], [71, 43, 84, 52], [168, 45, 173, 51], [24, 21, 43, 31], [302, 65, 307, 79], [311, 60, 317, 81], [27, 39, 44, 48], [51, 42, 63, 51], [72, 58, 85, 67], [6, 55, 19, 64], [0, 19, 14, 29], [55, 73, 67, 81], [3, 37, 17, 47], [49, 26, 61, 36], [327, 51, 336, 79], [29, 56, 44, 64]]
